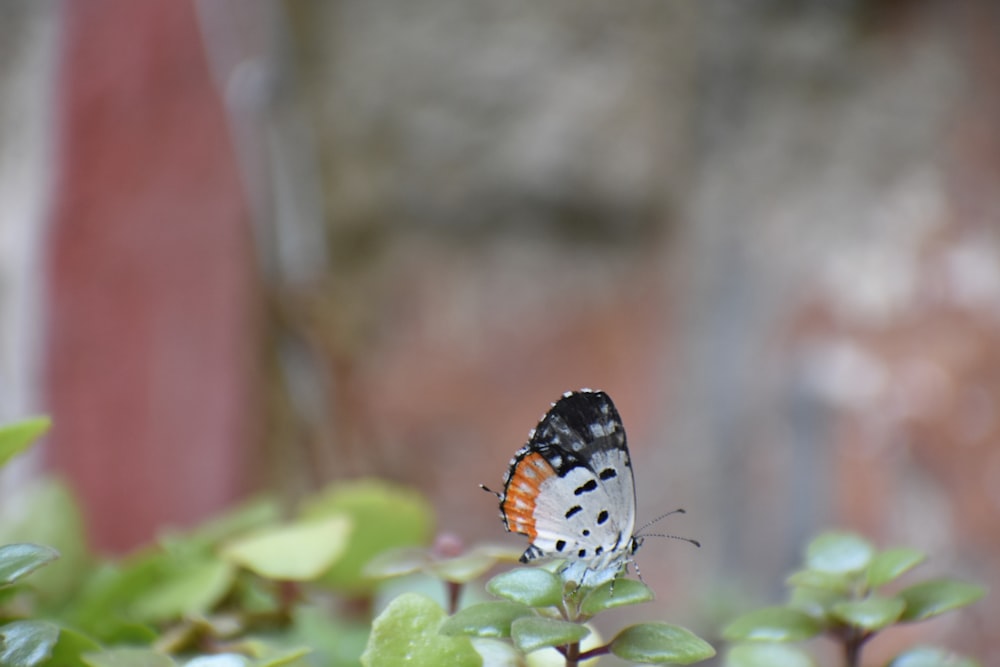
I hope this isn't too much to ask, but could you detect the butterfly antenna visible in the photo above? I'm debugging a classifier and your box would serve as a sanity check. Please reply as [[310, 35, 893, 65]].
[[480, 484, 501, 499], [641, 533, 701, 548], [635, 508, 686, 534]]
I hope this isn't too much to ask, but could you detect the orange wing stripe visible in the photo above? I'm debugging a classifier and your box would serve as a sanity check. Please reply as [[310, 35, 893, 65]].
[[502, 452, 556, 540]]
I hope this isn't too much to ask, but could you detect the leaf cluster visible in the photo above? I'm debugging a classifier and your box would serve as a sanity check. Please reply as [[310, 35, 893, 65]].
[[362, 549, 716, 666], [0, 419, 987, 667], [0, 416, 434, 667], [722, 531, 985, 667]]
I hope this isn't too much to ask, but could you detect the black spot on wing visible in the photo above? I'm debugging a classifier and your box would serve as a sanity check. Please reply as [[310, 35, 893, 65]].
[[599, 468, 617, 480], [556, 540, 566, 552], [597, 510, 609, 525], [565, 505, 582, 519], [574, 479, 598, 495]]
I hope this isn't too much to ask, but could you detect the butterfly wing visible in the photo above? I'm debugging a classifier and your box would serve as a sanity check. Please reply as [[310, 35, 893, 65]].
[[499, 390, 637, 585]]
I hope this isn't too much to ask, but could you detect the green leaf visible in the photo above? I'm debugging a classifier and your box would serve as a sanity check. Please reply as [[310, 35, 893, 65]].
[[580, 578, 654, 615], [897, 578, 985, 622], [288, 606, 367, 667], [62, 556, 168, 640], [887, 646, 981, 667], [427, 550, 499, 584], [0, 621, 60, 667], [830, 596, 904, 631], [867, 548, 926, 588], [129, 559, 235, 622], [805, 532, 874, 574], [439, 601, 534, 638], [0, 479, 90, 607], [785, 568, 852, 593], [609, 623, 716, 664], [724, 643, 816, 667], [360, 593, 480, 667], [510, 617, 588, 653], [0, 417, 50, 468], [39, 627, 102, 667], [301, 480, 434, 594], [363, 548, 429, 579], [788, 585, 840, 619], [0, 544, 60, 586], [222, 517, 350, 581], [722, 607, 822, 642], [168, 497, 281, 551], [81, 648, 175, 667], [486, 568, 563, 608]]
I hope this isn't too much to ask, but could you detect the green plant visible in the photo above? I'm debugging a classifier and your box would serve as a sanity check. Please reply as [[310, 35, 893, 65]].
[[364, 546, 716, 666], [0, 415, 437, 667], [721, 531, 985, 667], [0, 416, 986, 667]]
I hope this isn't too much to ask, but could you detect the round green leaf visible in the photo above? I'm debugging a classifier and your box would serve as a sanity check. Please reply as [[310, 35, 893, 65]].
[[362, 548, 429, 579], [486, 568, 563, 607], [0, 417, 50, 468], [360, 593, 480, 667], [580, 578, 654, 615], [888, 646, 981, 667], [897, 578, 985, 622], [511, 617, 589, 653], [129, 559, 235, 622], [0, 621, 60, 667], [222, 517, 350, 581], [867, 548, 926, 588], [722, 607, 822, 642], [610, 622, 716, 664], [0, 544, 60, 586], [300, 480, 434, 594], [788, 586, 840, 619], [41, 627, 102, 667], [785, 568, 852, 593], [427, 550, 499, 584], [0, 480, 90, 606], [831, 596, 904, 631], [81, 648, 175, 667], [725, 643, 816, 667], [805, 532, 874, 574], [440, 601, 534, 638]]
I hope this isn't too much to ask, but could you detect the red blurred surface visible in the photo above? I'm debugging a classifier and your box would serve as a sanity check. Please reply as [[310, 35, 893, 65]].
[[44, 0, 256, 552]]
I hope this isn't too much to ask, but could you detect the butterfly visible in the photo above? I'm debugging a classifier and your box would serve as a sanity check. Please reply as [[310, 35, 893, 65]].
[[482, 389, 698, 589]]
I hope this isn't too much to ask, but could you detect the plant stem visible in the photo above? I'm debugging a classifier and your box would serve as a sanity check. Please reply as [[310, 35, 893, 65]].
[[445, 581, 462, 615], [843, 629, 868, 667], [565, 641, 580, 667]]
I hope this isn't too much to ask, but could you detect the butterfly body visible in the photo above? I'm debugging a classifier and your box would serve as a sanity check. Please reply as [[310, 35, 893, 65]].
[[491, 390, 640, 588]]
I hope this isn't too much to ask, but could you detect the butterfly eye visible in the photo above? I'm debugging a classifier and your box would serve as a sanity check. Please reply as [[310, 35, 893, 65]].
[[631, 536, 644, 553]]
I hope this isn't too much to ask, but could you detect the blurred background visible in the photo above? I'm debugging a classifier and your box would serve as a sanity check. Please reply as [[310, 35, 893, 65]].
[[1, 0, 998, 663]]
